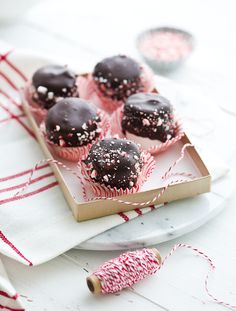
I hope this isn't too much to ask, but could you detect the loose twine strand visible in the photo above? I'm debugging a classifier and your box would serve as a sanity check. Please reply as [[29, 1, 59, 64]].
[[13, 143, 194, 207], [161, 244, 236, 310]]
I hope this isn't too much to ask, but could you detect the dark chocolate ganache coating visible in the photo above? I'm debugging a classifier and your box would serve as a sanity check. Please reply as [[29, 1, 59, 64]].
[[121, 93, 176, 142], [84, 138, 143, 189], [32, 65, 78, 109], [45, 98, 101, 147], [93, 55, 143, 101]]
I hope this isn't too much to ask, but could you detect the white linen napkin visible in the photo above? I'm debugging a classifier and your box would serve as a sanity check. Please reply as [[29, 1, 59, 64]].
[[0, 43, 230, 310], [0, 258, 24, 310], [0, 45, 229, 268]]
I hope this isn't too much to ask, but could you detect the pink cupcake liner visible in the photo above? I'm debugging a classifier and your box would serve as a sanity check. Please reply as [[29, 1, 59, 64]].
[[110, 107, 184, 155], [77, 74, 123, 113], [24, 81, 48, 124], [140, 63, 156, 93], [77, 64, 155, 114], [40, 110, 110, 162], [79, 150, 155, 199]]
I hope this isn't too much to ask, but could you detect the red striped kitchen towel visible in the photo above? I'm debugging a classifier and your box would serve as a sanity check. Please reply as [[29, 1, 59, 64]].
[[0, 41, 228, 266]]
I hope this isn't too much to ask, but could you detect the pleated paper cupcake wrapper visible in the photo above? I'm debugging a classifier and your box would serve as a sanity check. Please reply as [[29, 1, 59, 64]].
[[23, 82, 48, 124], [110, 106, 184, 155], [77, 64, 156, 114], [40, 110, 110, 162], [79, 150, 155, 200]]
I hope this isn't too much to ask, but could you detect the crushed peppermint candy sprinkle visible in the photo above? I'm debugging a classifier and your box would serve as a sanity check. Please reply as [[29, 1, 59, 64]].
[[47, 92, 54, 100], [103, 175, 109, 182], [142, 118, 150, 126], [84, 138, 144, 190], [37, 86, 48, 94], [139, 30, 193, 62], [122, 93, 177, 143], [45, 99, 105, 148], [91, 170, 97, 179], [82, 123, 87, 130], [59, 138, 66, 147]]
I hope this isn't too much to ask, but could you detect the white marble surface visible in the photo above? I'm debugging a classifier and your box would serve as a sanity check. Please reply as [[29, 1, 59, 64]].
[[79, 192, 225, 250], [1, 0, 236, 310]]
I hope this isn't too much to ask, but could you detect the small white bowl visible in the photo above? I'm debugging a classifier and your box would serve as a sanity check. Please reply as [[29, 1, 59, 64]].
[[137, 26, 194, 74]]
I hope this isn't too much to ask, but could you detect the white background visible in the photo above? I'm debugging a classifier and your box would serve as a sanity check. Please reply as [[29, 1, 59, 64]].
[[0, 0, 236, 310]]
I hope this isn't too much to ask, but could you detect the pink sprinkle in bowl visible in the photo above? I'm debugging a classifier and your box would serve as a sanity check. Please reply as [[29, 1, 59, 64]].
[[137, 26, 194, 74]]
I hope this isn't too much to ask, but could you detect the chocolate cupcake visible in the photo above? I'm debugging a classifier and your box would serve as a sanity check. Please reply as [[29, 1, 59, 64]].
[[25, 65, 79, 124], [93, 55, 144, 101], [32, 65, 78, 109], [44, 98, 107, 161], [121, 93, 182, 152], [77, 55, 155, 113], [81, 137, 155, 198], [83, 138, 144, 190]]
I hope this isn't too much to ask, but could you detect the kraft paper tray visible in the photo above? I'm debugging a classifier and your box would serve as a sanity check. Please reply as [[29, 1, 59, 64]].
[[22, 97, 211, 222]]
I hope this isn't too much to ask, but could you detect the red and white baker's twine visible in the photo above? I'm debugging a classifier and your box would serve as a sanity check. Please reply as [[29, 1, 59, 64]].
[[94, 248, 159, 294], [161, 244, 236, 310], [162, 143, 192, 180], [93, 244, 236, 310]]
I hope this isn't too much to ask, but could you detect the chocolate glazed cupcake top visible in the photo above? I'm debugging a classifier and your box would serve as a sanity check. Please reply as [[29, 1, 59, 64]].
[[122, 93, 176, 142], [45, 98, 101, 147], [92, 55, 144, 101], [84, 138, 143, 189], [32, 65, 78, 109]]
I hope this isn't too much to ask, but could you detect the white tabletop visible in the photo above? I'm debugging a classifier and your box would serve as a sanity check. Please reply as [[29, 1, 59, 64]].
[[0, 0, 236, 310]]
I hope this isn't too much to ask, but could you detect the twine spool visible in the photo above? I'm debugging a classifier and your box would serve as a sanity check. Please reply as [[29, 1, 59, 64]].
[[87, 248, 161, 294], [86, 244, 236, 311]]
